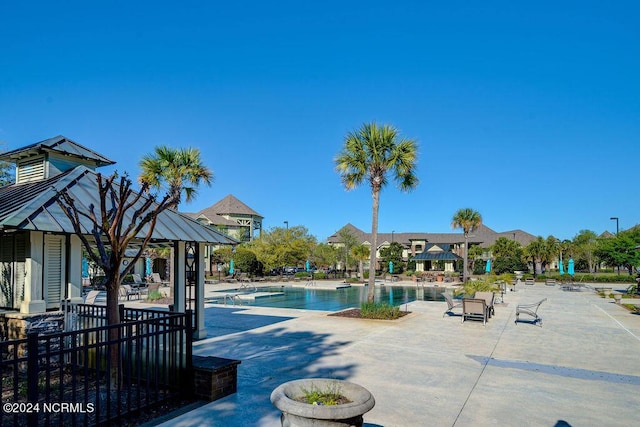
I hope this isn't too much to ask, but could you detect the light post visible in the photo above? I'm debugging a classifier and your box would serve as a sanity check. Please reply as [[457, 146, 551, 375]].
[[610, 217, 619, 235], [556, 239, 563, 272], [284, 221, 288, 230], [610, 217, 619, 274]]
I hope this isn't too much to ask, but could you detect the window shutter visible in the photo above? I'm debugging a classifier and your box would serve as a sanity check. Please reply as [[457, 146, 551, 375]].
[[45, 235, 65, 308]]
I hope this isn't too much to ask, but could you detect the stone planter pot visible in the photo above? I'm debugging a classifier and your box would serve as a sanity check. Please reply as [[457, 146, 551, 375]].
[[270, 378, 375, 427], [613, 293, 622, 304]]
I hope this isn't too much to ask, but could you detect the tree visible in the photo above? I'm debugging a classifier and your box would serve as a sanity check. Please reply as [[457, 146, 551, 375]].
[[468, 244, 484, 274], [139, 146, 213, 285], [379, 242, 404, 274], [311, 243, 340, 272], [336, 228, 359, 272], [335, 122, 418, 302], [246, 225, 317, 271], [58, 173, 176, 325], [233, 248, 262, 275], [596, 229, 640, 275], [351, 244, 370, 280], [490, 237, 527, 274], [572, 230, 599, 273], [525, 237, 547, 277], [451, 208, 482, 282], [57, 172, 178, 387], [0, 143, 14, 186], [139, 146, 213, 206]]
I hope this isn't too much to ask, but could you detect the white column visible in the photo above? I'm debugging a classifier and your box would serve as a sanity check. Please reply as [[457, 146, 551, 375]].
[[172, 241, 186, 312], [193, 242, 207, 340], [67, 235, 83, 304], [21, 231, 46, 314]]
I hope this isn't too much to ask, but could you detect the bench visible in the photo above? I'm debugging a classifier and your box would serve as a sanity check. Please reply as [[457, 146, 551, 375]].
[[515, 298, 547, 326], [524, 278, 535, 286], [545, 278, 556, 286]]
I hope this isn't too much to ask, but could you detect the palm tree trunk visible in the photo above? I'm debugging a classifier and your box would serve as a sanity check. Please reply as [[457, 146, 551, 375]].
[[367, 188, 380, 302], [463, 235, 468, 282]]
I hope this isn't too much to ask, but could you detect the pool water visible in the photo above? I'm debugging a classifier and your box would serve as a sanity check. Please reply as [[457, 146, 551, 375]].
[[215, 285, 448, 311]]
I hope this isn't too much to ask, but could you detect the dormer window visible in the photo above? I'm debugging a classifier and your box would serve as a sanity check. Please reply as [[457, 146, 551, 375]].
[[16, 156, 45, 183]]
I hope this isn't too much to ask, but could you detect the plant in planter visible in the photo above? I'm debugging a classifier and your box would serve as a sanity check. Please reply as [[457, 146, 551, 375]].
[[271, 378, 375, 427]]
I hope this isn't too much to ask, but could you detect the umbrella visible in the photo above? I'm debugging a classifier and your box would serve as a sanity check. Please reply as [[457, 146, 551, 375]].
[[145, 257, 152, 276], [305, 260, 310, 272], [485, 259, 491, 274], [568, 258, 574, 276], [82, 257, 89, 278], [559, 259, 564, 275], [229, 259, 235, 275], [389, 261, 394, 274]]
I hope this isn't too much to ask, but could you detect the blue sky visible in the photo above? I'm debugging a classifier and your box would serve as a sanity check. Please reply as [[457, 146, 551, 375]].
[[1, 1, 638, 241]]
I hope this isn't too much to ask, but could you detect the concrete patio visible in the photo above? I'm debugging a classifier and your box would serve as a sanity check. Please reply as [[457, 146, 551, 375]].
[[153, 281, 640, 427]]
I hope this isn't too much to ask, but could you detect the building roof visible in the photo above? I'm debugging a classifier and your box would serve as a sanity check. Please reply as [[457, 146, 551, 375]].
[[187, 212, 239, 227], [0, 135, 115, 167], [198, 194, 263, 218], [412, 251, 463, 261], [327, 224, 537, 248], [0, 166, 238, 245]]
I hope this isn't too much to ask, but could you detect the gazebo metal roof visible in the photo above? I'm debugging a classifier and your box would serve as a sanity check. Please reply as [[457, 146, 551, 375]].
[[0, 166, 237, 245]]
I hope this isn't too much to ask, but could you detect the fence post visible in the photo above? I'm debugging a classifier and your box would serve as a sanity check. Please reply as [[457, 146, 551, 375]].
[[26, 332, 39, 425], [119, 304, 125, 321], [185, 309, 193, 391]]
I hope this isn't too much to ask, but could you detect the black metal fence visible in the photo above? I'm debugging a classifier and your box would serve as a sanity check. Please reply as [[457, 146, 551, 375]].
[[1, 304, 193, 426]]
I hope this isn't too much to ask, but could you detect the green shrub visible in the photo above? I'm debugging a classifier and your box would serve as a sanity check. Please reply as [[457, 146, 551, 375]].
[[294, 271, 311, 278], [461, 279, 500, 297], [147, 290, 165, 301], [313, 272, 327, 280], [359, 302, 401, 319]]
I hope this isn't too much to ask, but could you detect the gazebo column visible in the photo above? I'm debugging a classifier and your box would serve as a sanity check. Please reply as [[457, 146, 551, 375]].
[[194, 242, 207, 340], [67, 235, 84, 304], [21, 231, 46, 314], [173, 241, 186, 313]]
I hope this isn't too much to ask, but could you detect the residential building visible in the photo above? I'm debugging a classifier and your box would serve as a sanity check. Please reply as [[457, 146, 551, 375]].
[[327, 223, 536, 272]]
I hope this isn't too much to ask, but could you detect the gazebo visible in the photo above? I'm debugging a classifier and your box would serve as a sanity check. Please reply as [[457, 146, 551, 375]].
[[0, 135, 237, 339]]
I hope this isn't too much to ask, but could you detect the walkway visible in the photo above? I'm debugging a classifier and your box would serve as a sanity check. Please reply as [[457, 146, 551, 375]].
[[156, 282, 640, 427]]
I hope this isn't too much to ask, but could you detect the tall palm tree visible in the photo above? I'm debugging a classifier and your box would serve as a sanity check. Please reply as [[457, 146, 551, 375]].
[[451, 208, 483, 283], [139, 146, 213, 208], [139, 146, 213, 284], [335, 122, 419, 302]]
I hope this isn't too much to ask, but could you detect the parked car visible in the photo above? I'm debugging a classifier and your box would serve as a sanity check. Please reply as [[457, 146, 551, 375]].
[[283, 266, 298, 275]]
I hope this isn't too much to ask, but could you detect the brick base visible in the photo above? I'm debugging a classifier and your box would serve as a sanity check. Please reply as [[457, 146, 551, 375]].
[[192, 355, 241, 401]]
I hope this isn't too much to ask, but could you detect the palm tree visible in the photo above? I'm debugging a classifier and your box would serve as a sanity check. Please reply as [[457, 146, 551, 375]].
[[351, 244, 371, 280], [335, 122, 418, 302], [139, 146, 213, 208], [451, 208, 483, 283], [525, 237, 547, 277], [139, 146, 213, 285]]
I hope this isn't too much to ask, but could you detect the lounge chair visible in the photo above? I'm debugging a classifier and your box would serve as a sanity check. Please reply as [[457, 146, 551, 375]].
[[462, 298, 488, 325], [84, 290, 101, 304], [119, 284, 141, 301], [515, 298, 547, 326], [474, 291, 495, 317], [150, 272, 170, 285], [443, 292, 463, 317]]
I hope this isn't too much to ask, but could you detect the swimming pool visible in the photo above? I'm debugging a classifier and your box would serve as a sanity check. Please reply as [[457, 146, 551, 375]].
[[208, 285, 448, 311]]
